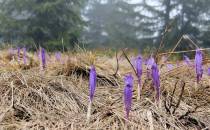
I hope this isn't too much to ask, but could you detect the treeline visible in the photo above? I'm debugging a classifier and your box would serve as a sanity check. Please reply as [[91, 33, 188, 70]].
[[0, 0, 210, 51], [0, 0, 86, 51]]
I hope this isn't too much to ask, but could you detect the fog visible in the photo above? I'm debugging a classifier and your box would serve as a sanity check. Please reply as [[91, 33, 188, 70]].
[[0, 0, 209, 50]]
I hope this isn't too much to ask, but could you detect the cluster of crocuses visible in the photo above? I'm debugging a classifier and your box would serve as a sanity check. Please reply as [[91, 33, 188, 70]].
[[87, 55, 160, 121], [14, 47, 47, 70], [8, 47, 207, 120], [11, 47, 65, 69], [6, 47, 45, 70], [15, 47, 28, 64], [88, 48, 207, 121]]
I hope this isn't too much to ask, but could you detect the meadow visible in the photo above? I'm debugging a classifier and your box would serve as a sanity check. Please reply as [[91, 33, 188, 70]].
[[0, 47, 209, 130]]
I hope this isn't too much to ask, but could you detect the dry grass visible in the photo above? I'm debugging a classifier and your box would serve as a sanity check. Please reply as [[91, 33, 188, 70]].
[[0, 49, 210, 130]]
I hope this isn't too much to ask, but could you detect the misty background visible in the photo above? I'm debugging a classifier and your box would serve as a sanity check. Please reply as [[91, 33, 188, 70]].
[[0, 0, 210, 51]]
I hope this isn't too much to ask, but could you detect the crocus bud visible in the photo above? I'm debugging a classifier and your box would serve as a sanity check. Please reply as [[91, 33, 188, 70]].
[[23, 47, 27, 65], [146, 56, 155, 78], [55, 52, 61, 61], [87, 65, 97, 123], [167, 64, 173, 71], [89, 65, 97, 102], [136, 55, 143, 78], [41, 48, 46, 69], [183, 55, 191, 66], [124, 74, 133, 119], [17, 47, 20, 63], [151, 63, 160, 101], [208, 68, 210, 76], [136, 55, 142, 100], [147, 57, 155, 67], [195, 49, 203, 83]]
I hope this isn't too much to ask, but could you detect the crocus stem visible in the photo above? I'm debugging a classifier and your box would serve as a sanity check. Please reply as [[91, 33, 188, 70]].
[[86, 101, 92, 123], [125, 110, 129, 120], [137, 83, 140, 101], [194, 82, 198, 90], [137, 79, 141, 101], [155, 95, 161, 108], [158, 99, 161, 109]]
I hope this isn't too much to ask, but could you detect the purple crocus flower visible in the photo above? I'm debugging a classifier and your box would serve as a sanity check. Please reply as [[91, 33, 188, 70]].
[[151, 63, 160, 101], [208, 68, 210, 76], [195, 49, 203, 83], [167, 64, 173, 71], [17, 47, 20, 63], [23, 47, 27, 65], [124, 74, 133, 119], [89, 65, 97, 102], [87, 65, 97, 123], [41, 48, 46, 69], [55, 52, 61, 61], [183, 55, 191, 66], [135, 55, 142, 99], [146, 56, 155, 78], [146, 57, 155, 67], [136, 55, 143, 78]]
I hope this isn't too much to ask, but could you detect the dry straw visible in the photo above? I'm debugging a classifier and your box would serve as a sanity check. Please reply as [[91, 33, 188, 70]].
[[0, 43, 209, 129]]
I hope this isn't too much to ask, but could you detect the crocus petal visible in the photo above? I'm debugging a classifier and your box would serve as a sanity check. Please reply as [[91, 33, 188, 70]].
[[17, 47, 20, 63], [195, 49, 203, 83], [183, 55, 191, 66], [167, 64, 173, 71], [151, 63, 160, 101], [89, 65, 97, 102], [135, 55, 143, 99], [41, 48, 46, 69], [136, 55, 143, 78], [55, 52, 61, 61], [124, 74, 133, 119], [208, 68, 210, 76], [23, 47, 27, 64], [146, 56, 155, 79], [147, 57, 155, 68]]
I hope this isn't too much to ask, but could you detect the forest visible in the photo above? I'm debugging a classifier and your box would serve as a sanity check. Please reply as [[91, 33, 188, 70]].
[[0, 0, 210, 51]]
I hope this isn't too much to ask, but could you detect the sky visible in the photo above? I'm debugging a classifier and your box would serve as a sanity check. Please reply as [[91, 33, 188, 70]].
[[130, 0, 142, 4], [130, 0, 159, 8]]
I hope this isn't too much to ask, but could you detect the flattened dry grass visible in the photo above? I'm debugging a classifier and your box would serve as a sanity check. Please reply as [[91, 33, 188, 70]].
[[0, 49, 210, 130]]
